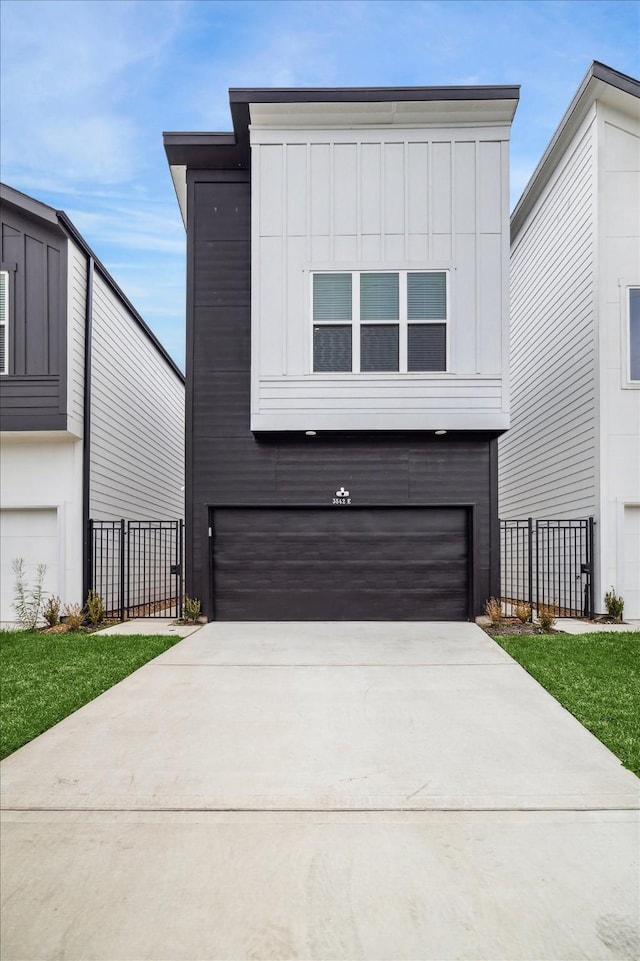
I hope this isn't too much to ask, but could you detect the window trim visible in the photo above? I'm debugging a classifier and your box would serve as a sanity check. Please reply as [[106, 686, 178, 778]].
[[0, 269, 8, 376], [311, 269, 449, 374], [627, 285, 640, 387]]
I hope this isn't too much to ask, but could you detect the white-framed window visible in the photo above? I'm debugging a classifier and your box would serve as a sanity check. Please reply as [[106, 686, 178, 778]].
[[629, 286, 640, 383], [0, 270, 8, 375], [312, 270, 448, 374]]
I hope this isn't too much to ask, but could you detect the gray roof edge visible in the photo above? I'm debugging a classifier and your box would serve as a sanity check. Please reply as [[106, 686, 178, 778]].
[[511, 61, 639, 239], [229, 84, 520, 103], [1, 182, 63, 229]]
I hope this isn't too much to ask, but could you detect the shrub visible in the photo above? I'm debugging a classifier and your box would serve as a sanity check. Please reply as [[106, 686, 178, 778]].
[[514, 601, 532, 623], [484, 597, 502, 624], [604, 587, 624, 622], [85, 590, 105, 626], [43, 595, 61, 627], [63, 603, 84, 631], [182, 596, 202, 624], [12, 558, 48, 630], [538, 602, 557, 632]]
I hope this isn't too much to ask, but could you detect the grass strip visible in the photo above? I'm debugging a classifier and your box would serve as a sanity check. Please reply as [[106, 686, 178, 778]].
[[0, 630, 180, 760], [494, 631, 640, 777]]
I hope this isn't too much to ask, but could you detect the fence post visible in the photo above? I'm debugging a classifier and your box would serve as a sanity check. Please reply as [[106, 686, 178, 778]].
[[119, 519, 126, 622], [87, 519, 94, 600], [178, 519, 184, 619], [588, 516, 595, 619], [527, 518, 533, 620]]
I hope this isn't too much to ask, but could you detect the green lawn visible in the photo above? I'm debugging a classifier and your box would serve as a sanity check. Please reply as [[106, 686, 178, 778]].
[[494, 631, 640, 777], [0, 630, 180, 760]]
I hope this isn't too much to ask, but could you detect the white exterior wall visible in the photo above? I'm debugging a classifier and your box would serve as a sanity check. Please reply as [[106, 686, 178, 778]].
[[0, 433, 84, 623], [596, 99, 640, 616], [89, 272, 184, 520], [66, 237, 86, 439], [499, 110, 598, 519], [250, 122, 511, 431]]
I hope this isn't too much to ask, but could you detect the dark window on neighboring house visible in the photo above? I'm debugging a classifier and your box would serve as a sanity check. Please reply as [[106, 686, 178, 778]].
[[630, 287, 640, 382], [0, 270, 8, 375], [312, 271, 448, 373]]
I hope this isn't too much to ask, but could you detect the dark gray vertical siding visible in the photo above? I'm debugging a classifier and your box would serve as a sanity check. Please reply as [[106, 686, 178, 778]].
[[187, 171, 499, 619], [0, 205, 67, 430]]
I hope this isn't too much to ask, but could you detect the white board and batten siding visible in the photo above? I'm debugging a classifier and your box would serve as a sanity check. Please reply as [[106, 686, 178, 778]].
[[499, 109, 598, 520], [249, 108, 513, 432], [89, 272, 184, 521]]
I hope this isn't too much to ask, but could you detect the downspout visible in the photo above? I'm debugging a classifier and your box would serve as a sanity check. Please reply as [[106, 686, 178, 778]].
[[81, 255, 94, 599]]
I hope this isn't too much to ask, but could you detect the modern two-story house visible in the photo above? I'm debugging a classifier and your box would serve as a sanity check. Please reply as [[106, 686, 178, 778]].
[[499, 63, 640, 619], [0, 184, 185, 625], [165, 83, 519, 620]]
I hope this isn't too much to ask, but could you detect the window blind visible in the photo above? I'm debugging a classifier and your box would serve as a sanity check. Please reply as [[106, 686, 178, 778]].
[[0, 271, 7, 374], [408, 324, 446, 371], [408, 272, 446, 320], [630, 288, 640, 381], [313, 273, 352, 320], [361, 324, 399, 372], [360, 273, 399, 320], [313, 325, 352, 372]]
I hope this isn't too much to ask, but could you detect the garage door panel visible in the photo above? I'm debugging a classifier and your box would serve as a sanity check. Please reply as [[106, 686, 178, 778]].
[[212, 507, 469, 621]]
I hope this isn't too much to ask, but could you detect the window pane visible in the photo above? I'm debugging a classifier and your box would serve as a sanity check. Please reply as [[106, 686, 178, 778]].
[[408, 273, 446, 319], [313, 274, 352, 320], [630, 288, 640, 381], [360, 273, 399, 320], [361, 324, 399, 372], [313, 325, 352, 372], [408, 324, 446, 371]]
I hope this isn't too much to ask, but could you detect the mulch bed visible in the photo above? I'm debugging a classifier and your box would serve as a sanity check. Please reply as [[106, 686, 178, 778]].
[[482, 617, 559, 637]]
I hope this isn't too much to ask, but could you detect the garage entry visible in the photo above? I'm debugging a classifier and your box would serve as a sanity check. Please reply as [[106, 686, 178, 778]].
[[0, 508, 58, 624], [211, 507, 470, 621]]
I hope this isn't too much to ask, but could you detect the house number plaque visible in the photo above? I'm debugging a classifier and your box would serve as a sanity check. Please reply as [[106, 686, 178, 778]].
[[333, 486, 352, 506]]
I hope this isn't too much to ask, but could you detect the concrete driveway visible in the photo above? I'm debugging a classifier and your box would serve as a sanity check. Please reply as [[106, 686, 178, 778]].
[[1, 622, 638, 960]]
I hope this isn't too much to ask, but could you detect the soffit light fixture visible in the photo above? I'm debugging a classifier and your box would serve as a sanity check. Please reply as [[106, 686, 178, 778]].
[[435, 429, 447, 435], [305, 430, 317, 436]]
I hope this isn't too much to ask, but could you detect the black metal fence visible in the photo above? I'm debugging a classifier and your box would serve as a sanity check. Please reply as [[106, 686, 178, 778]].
[[88, 519, 184, 620], [500, 517, 594, 619]]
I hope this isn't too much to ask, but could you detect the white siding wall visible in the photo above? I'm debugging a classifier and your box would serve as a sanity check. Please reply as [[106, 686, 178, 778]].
[[0, 434, 84, 622], [251, 124, 511, 431], [66, 238, 86, 438], [89, 272, 184, 520], [597, 101, 640, 615], [499, 111, 598, 519]]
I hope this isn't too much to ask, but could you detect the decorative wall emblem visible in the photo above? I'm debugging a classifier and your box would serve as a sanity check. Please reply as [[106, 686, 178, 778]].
[[333, 486, 351, 506]]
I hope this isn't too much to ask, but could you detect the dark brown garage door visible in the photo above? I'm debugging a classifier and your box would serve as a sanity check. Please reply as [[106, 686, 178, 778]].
[[211, 507, 470, 621]]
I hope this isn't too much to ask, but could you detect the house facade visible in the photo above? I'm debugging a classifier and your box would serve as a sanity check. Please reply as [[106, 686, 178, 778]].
[[499, 63, 640, 619], [165, 83, 519, 620], [0, 184, 185, 625]]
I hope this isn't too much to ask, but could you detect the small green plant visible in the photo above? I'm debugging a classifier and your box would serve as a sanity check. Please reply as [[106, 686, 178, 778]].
[[604, 587, 624, 622], [514, 601, 532, 623], [12, 558, 48, 630], [182, 596, 202, 624], [538, 602, 557, 633], [85, 590, 105, 626], [63, 603, 84, 632], [484, 596, 502, 624], [43, 595, 61, 627]]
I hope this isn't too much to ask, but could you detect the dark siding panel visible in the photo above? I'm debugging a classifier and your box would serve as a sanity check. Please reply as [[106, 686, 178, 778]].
[[194, 306, 251, 371], [0, 204, 67, 429], [194, 241, 251, 307], [194, 183, 252, 242], [193, 370, 251, 437]]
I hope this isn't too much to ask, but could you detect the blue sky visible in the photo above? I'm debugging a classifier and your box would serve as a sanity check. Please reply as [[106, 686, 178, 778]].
[[1, 0, 638, 370]]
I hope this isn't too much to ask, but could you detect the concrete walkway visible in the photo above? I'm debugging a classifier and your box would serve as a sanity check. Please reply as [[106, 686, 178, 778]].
[[1, 622, 638, 960]]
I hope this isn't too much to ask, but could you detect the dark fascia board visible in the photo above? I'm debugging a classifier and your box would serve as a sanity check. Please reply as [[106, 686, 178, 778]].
[[2, 181, 183, 382], [1, 182, 66, 235], [164, 83, 520, 172], [511, 61, 639, 240], [56, 211, 184, 383], [229, 84, 520, 103]]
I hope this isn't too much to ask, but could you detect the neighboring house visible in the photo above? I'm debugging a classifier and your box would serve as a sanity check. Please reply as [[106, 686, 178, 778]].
[[499, 62, 640, 619], [0, 184, 185, 625], [164, 82, 519, 620]]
